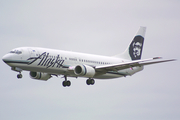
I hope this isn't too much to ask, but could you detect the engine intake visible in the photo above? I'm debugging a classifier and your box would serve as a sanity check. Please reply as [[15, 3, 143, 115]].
[[29, 71, 51, 81], [74, 65, 95, 77]]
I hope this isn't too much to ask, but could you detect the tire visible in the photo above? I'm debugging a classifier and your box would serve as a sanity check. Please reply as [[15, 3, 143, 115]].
[[90, 79, 95, 85], [86, 79, 91, 85], [67, 81, 71, 87], [62, 81, 71, 87], [17, 74, 22, 79], [62, 81, 67, 87]]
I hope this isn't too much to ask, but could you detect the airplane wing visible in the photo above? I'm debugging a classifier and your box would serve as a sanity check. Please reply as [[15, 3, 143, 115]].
[[95, 57, 176, 72]]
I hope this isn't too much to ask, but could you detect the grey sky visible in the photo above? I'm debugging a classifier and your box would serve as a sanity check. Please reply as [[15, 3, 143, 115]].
[[0, 0, 180, 120]]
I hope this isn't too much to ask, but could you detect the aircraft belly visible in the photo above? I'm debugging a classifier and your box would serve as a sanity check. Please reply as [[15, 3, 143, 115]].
[[15, 64, 68, 75]]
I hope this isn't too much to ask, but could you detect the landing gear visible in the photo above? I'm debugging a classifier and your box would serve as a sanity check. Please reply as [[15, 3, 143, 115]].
[[17, 73, 22, 79], [86, 78, 95, 85], [12, 67, 23, 79], [62, 75, 71, 87], [62, 81, 71, 87]]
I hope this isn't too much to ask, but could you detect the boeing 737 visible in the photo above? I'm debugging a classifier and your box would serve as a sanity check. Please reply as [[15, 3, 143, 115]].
[[2, 27, 175, 87]]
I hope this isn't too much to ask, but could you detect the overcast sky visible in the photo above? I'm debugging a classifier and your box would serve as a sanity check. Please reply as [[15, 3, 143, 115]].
[[0, 0, 180, 120]]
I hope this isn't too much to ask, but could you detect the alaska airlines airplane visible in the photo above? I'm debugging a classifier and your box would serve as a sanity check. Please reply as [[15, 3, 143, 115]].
[[2, 27, 175, 87]]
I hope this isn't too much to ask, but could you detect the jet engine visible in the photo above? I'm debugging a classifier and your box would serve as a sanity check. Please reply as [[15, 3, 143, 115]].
[[74, 65, 95, 77], [29, 71, 51, 81]]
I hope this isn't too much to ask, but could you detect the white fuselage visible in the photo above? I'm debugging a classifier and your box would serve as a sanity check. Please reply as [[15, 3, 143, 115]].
[[2, 47, 144, 79]]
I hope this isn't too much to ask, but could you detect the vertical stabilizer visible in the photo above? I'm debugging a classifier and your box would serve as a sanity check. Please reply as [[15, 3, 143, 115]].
[[114, 27, 146, 60]]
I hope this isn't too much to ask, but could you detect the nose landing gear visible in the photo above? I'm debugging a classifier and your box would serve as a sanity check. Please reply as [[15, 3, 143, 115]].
[[11, 67, 23, 79], [17, 73, 23, 79]]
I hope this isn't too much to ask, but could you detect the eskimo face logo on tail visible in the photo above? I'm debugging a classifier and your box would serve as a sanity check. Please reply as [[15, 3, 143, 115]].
[[129, 36, 144, 60], [132, 42, 142, 57]]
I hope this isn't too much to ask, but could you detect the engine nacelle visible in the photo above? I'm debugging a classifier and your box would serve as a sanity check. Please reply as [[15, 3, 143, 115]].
[[74, 65, 95, 78], [29, 71, 51, 81]]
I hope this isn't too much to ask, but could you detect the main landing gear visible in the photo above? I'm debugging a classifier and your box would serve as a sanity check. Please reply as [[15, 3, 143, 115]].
[[86, 78, 95, 85], [62, 76, 95, 87], [62, 75, 71, 87]]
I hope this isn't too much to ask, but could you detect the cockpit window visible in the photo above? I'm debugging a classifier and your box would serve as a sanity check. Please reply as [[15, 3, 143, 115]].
[[16, 50, 22, 54], [10, 50, 22, 54], [10, 51, 15, 53]]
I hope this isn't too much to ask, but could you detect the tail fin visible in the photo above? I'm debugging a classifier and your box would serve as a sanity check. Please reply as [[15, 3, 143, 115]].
[[114, 26, 146, 60]]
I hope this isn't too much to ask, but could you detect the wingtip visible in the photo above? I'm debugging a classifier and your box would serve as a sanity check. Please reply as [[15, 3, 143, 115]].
[[153, 57, 177, 61], [171, 59, 177, 61], [153, 57, 162, 59]]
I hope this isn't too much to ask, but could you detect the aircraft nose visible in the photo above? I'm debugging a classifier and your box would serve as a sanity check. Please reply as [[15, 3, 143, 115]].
[[2, 54, 12, 63]]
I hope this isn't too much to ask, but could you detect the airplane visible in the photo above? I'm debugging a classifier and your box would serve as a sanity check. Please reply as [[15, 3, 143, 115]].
[[2, 27, 175, 87]]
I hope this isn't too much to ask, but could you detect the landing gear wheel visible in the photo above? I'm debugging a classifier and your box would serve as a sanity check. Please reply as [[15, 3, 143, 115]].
[[86, 79, 91, 85], [62, 76, 71, 87], [90, 79, 95, 85], [67, 81, 71, 86], [17, 74, 22, 79], [86, 79, 95, 85], [62, 80, 71, 87], [62, 81, 66, 87]]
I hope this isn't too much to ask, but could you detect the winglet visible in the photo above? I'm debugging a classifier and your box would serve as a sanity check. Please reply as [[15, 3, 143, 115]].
[[153, 57, 162, 59]]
